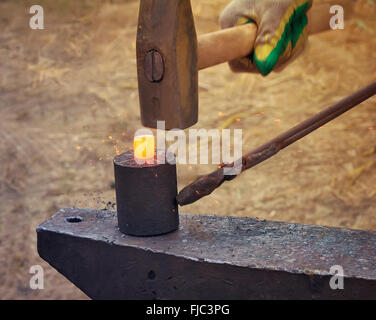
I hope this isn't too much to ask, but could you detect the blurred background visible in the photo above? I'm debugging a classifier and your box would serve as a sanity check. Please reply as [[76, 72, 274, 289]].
[[0, 0, 375, 299]]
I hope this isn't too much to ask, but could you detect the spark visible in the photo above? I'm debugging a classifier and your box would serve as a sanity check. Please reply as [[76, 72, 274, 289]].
[[113, 145, 120, 156]]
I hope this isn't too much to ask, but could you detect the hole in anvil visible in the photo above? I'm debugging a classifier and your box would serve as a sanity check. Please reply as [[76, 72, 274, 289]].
[[148, 270, 156, 280], [66, 216, 83, 223]]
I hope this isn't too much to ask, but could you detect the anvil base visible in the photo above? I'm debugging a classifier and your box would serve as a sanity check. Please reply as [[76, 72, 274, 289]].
[[37, 208, 376, 300]]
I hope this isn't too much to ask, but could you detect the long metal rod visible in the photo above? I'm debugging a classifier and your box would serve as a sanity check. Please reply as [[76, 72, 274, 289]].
[[177, 81, 376, 206]]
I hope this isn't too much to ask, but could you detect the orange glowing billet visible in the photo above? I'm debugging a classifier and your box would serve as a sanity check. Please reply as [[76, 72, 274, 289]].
[[133, 134, 155, 160]]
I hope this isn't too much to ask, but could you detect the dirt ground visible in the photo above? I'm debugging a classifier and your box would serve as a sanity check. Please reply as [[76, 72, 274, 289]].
[[0, 0, 375, 300]]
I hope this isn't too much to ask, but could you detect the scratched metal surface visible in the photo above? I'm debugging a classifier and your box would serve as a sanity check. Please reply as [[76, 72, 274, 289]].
[[38, 208, 376, 281]]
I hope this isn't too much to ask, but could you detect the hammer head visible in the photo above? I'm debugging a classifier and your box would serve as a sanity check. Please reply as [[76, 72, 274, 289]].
[[137, 0, 198, 130]]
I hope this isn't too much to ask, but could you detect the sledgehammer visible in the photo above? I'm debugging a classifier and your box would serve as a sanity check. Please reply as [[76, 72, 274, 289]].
[[136, 0, 351, 130]]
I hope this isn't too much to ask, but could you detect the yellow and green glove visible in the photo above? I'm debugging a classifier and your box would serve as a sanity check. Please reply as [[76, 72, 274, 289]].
[[220, 0, 313, 76]]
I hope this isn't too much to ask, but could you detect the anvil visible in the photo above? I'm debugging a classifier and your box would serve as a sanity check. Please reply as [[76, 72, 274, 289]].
[[37, 208, 376, 300]]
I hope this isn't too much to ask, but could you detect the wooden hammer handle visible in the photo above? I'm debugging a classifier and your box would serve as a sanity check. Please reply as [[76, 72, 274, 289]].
[[198, 2, 344, 70]]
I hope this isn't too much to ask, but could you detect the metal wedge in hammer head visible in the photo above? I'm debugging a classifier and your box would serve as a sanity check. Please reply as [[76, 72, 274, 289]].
[[137, 0, 198, 130]]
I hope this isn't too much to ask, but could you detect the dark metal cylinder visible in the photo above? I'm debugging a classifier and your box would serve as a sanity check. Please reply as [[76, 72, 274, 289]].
[[114, 150, 179, 236]]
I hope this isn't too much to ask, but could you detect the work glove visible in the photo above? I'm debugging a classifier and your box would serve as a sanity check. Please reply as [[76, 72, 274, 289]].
[[220, 0, 313, 76]]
